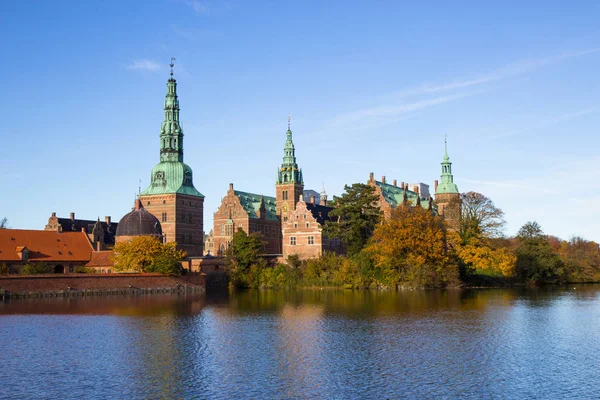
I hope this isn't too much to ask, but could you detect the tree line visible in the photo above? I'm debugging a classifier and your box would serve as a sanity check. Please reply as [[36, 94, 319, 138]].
[[227, 184, 600, 289]]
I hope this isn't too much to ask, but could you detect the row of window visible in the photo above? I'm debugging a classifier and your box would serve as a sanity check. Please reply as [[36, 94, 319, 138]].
[[293, 222, 310, 228], [289, 236, 315, 245], [146, 200, 201, 208], [160, 212, 197, 224]]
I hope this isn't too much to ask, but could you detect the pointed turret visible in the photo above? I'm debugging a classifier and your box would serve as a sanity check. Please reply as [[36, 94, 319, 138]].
[[435, 136, 459, 195], [159, 63, 184, 163], [434, 136, 461, 230], [276, 115, 305, 217], [276, 116, 303, 185]]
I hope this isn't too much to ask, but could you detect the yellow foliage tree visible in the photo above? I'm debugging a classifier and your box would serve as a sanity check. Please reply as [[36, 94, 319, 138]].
[[113, 236, 187, 275], [365, 205, 458, 287], [453, 235, 516, 277]]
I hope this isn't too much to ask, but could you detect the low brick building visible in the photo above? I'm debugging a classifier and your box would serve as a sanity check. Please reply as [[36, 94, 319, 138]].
[[213, 183, 281, 255], [45, 212, 118, 250], [282, 195, 343, 259], [0, 229, 94, 273]]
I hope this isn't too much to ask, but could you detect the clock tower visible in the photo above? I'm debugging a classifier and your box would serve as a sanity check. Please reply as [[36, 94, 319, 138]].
[[276, 117, 304, 223]]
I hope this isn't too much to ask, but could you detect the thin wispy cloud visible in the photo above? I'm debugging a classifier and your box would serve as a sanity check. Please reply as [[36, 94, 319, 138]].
[[328, 92, 477, 128], [326, 47, 600, 131], [395, 48, 600, 98], [179, 0, 209, 14], [126, 59, 163, 72]]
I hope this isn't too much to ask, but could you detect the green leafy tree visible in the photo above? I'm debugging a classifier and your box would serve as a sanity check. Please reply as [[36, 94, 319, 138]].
[[113, 236, 186, 275], [20, 262, 51, 275], [323, 183, 382, 256], [226, 229, 267, 288], [515, 221, 564, 284]]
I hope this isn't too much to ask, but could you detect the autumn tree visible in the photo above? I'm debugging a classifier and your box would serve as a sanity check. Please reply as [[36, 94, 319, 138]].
[[365, 205, 459, 287], [559, 237, 600, 283], [323, 183, 382, 256], [113, 236, 186, 275], [515, 221, 564, 284], [460, 192, 506, 240]]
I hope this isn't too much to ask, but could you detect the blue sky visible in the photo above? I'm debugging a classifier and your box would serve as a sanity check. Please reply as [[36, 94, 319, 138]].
[[2, 1, 599, 241]]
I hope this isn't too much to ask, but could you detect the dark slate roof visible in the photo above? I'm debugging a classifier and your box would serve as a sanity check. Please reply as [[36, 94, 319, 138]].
[[306, 203, 335, 225], [116, 201, 162, 237], [56, 218, 119, 245]]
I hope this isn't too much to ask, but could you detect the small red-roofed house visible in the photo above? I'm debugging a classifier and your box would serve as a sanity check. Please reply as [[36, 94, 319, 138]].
[[0, 229, 94, 274]]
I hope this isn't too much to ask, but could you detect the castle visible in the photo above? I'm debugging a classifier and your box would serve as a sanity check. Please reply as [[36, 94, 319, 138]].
[[36, 64, 460, 269]]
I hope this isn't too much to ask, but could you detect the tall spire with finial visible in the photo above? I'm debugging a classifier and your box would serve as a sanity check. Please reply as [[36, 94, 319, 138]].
[[435, 135, 459, 194], [140, 58, 204, 198], [277, 115, 303, 184], [158, 58, 183, 163]]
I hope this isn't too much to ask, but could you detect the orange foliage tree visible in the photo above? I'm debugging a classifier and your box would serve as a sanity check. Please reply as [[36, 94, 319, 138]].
[[365, 204, 459, 287]]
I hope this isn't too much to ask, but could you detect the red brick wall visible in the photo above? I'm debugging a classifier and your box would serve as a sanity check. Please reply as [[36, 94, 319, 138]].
[[140, 193, 204, 256], [282, 201, 325, 259], [0, 273, 205, 294], [213, 186, 281, 255]]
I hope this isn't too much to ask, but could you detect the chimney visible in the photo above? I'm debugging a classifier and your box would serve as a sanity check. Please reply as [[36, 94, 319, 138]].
[[70, 212, 75, 221], [135, 199, 141, 210], [52, 212, 56, 217], [393, 179, 397, 187], [434, 180, 439, 192], [401, 182, 405, 189], [299, 194, 304, 203], [310, 195, 315, 204], [369, 172, 374, 181], [415, 186, 419, 195], [229, 183, 233, 191], [105, 216, 111, 225], [96, 241, 102, 251], [382, 176, 386, 184], [81, 227, 86, 233]]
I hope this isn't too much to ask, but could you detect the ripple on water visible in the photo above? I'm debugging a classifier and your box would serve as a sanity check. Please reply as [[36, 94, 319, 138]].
[[2, 288, 600, 399]]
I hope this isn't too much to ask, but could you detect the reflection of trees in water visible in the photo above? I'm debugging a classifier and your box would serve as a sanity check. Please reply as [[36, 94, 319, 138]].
[[115, 294, 208, 398], [219, 289, 521, 317]]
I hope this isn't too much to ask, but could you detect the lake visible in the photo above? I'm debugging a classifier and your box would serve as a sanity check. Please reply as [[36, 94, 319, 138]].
[[1, 286, 600, 399]]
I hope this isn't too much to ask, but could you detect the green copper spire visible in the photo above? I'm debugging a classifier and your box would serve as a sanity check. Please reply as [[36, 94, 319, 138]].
[[276, 115, 303, 185], [435, 136, 459, 195], [159, 59, 183, 163], [140, 60, 204, 198]]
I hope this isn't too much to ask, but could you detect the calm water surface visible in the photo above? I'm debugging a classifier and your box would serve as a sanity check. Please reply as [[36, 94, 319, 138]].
[[2, 286, 600, 399]]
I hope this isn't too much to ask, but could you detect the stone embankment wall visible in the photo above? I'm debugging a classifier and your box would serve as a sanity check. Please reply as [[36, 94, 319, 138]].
[[0, 273, 205, 299]]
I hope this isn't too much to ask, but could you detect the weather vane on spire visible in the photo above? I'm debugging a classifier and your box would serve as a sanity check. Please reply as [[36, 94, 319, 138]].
[[288, 113, 291, 130], [170, 57, 176, 77]]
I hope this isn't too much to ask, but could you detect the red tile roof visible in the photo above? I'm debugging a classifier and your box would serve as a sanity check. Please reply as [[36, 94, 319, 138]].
[[0, 229, 94, 262], [86, 251, 114, 267]]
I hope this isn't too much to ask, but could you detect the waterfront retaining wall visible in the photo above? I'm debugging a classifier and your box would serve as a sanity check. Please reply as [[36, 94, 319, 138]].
[[0, 273, 205, 299]]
